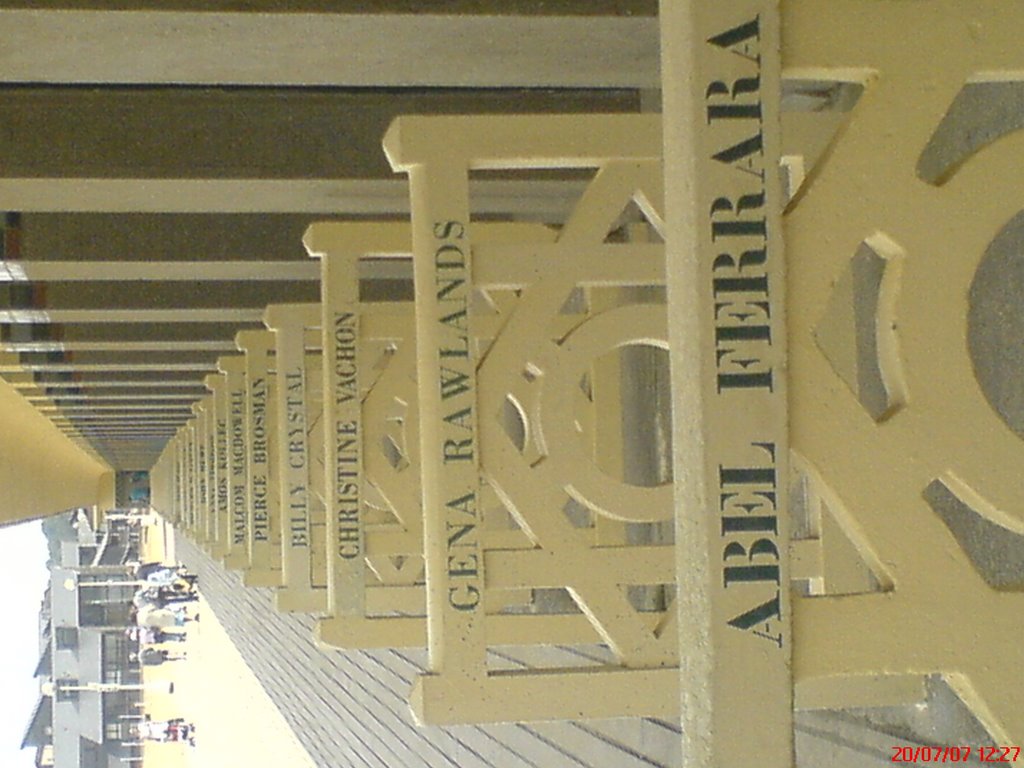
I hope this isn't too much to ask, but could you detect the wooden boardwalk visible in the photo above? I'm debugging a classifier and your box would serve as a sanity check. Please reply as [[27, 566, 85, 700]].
[[175, 531, 989, 767], [176, 596, 318, 768], [176, 535, 683, 768], [138, 517, 317, 768]]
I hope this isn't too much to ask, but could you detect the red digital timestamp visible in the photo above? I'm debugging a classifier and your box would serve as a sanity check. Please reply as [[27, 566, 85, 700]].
[[891, 746, 1021, 763]]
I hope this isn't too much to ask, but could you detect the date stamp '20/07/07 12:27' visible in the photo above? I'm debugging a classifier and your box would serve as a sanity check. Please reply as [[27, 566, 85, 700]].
[[892, 746, 1021, 763]]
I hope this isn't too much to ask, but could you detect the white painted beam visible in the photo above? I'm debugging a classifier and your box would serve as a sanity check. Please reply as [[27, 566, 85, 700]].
[[0, 11, 657, 88], [37, 403, 193, 412], [1, 341, 238, 353], [2, 362, 217, 373], [0, 309, 263, 323], [0, 178, 584, 215], [26, 394, 201, 402], [0, 260, 319, 282], [12, 380, 209, 389]]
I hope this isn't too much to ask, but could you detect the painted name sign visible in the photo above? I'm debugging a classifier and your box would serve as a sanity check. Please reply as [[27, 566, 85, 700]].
[[434, 220, 483, 613], [707, 17, 774, 395], [663, 1, 792, 760], [720, 442, 782, 645], [196, 430, 208, 510], [284, 367, 309, 548], [216, 415, 228, 527], [230, 388, 247, 546], [702, 15, 787, 649], [333, 311, 360, 560], [250, 375, 270, 543]]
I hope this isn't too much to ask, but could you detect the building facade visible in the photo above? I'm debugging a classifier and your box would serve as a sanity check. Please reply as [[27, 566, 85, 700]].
[[22, 511, 144, 768]]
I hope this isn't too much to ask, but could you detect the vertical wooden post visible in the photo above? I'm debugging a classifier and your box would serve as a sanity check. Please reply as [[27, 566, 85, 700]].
[[660, 2, 792, 765], [318, 234, 365, 624], [190, 402, 208, 539], [236, 329, 284, 588], [386, 114, 676, 724], [304, 221, 425, 650], [202, 390, 218, 547], [206, 371, 231, 561], [264, 304, 327, 612], [402, 156, 486, 704], [173, 428, 187, 526], [220, 355, 251, 570]]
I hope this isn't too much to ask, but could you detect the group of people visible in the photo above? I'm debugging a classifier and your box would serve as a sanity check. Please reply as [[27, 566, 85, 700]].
[[127, 561, 201, 633], [131, 717, 196, 747], [124, 561, 200, 747]]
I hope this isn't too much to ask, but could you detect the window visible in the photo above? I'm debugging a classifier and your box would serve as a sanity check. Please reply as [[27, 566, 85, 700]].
[[54, 627, 77, 650]]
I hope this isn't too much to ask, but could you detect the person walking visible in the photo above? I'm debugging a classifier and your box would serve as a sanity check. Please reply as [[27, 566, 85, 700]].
[[133, 717, 196, 746], [127, 560, 199, 587], [135, 604, 197, 629], [130, 647, 187, 666], [125, 626, 186, 644]]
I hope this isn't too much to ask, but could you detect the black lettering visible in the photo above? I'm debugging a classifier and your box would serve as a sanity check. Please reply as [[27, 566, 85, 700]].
[[433, 220, 465, 240], [721, 515, 777, 535], [439, 366, 472, 400], [710, 194, 766, 239], [443, 438, 473, 462], [443, 406, 473, 431], [706, 76, 761, 122], [707, 17, 759, 49], [712, 133, 764, 170], [447, 553, 479, 577], [448, 585, 481, 611], [727, 592, 781, 631]]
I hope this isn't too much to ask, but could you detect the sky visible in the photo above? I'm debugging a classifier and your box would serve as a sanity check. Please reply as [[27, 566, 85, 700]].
[[0, 519, 51, 768]]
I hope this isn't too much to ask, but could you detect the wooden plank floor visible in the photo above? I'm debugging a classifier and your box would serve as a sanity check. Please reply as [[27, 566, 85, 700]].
[[176, 532, 1002, 767], [176, 535, 681, 768]]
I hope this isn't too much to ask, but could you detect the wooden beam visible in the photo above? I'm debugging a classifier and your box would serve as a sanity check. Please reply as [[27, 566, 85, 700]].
[[660, 3, 792, 766], [0, 11, 657, 88]]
